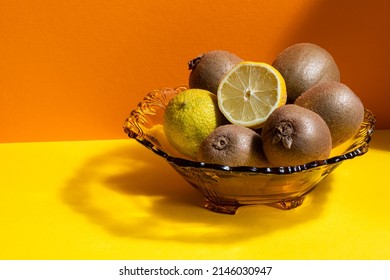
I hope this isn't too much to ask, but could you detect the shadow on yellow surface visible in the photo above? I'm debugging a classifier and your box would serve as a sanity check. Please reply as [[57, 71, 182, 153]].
[[62, 140, 333, 244]]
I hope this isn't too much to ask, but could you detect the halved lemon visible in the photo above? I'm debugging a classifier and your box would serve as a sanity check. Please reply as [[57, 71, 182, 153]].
[[217, 61, 287, 128]]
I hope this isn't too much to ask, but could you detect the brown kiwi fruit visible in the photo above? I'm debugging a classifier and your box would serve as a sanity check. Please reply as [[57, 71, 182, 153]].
[[272, 43, 340, 103], [295, 81, 365, 148], [188, 50, 243, 94], [197, 124, 268, 167], [261, 104, 332, 167]]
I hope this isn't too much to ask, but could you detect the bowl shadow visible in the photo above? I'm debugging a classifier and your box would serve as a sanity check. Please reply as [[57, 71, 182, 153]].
[[61, 140, 333, 244]]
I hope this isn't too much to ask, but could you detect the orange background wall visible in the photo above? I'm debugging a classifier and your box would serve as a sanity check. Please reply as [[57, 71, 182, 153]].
[[1, 0, 389, 143]]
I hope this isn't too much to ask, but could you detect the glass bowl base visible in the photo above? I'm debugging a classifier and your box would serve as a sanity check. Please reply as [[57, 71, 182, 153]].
[[266, 196, 305, 210], [204, 199, 240, 215], [204, 196, 305, 214]]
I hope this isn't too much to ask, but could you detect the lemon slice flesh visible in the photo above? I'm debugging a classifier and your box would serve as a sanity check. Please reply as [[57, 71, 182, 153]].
[[217, 61, 287, 128]]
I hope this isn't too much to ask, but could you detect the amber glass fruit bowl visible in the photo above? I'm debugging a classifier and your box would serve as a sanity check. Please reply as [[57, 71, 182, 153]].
[[124, 86, 376, 214]]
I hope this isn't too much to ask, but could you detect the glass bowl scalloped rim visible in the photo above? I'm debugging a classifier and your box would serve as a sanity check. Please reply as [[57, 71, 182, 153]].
[[124, 94, 376, 175]]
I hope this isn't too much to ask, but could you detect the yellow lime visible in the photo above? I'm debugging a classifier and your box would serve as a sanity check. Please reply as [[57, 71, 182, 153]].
[[217, 61, 287, 128], [163, 89, 227, 159]]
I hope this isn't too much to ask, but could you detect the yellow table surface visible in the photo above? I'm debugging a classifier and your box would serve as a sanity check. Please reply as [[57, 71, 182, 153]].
[[1, 130, 390, 260]]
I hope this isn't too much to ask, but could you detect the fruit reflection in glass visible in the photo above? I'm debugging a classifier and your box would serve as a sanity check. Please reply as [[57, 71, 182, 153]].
[[124, 87, 375, 214]]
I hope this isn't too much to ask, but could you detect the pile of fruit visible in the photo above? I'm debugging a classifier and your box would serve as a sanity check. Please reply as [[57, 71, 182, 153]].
[[163, 43, 365, 167]]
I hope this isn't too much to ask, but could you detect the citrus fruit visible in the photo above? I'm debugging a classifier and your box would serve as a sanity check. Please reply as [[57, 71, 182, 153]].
[[163, 89, 227, 159], [217, 61, 287, 129]]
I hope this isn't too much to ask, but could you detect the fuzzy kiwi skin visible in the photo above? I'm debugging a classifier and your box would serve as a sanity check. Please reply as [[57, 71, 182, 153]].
[[197, 124, 269, 167], [189, 50, 243, 94], [261, 104, 332, 167], [272, 43, 340, 103], [295, 81, 364, 148]]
